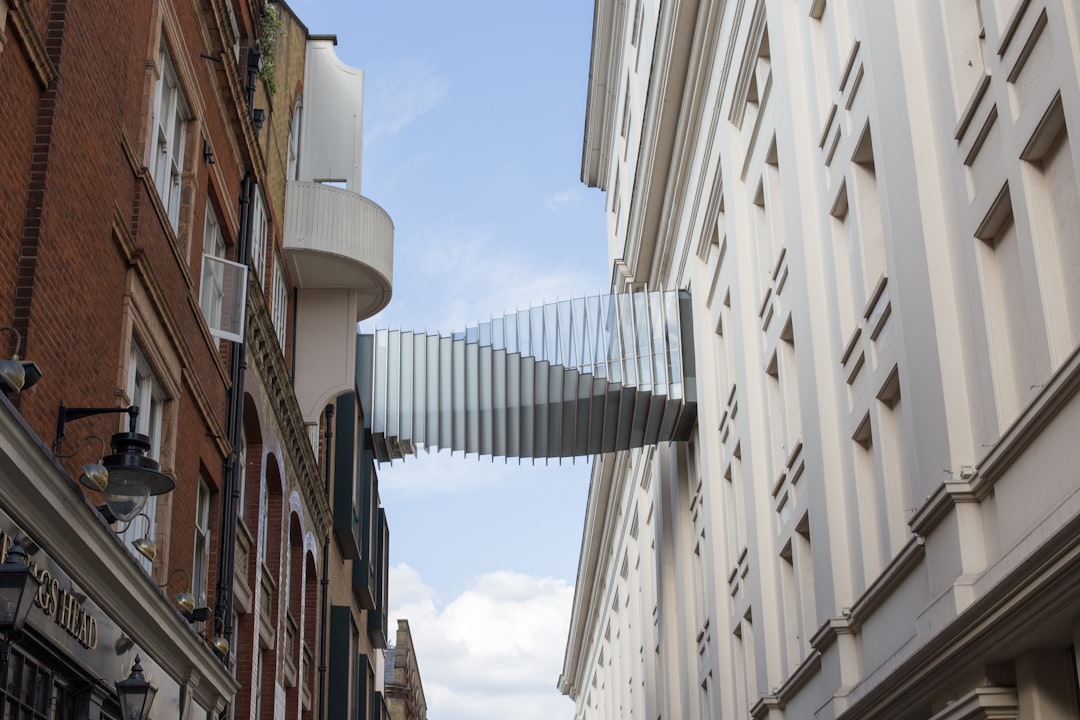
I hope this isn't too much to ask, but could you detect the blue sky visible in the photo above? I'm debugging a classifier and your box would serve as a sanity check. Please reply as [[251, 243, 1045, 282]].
[[284, 1, 609, 717]]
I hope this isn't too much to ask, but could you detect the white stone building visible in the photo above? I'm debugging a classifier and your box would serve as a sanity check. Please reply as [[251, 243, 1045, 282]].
[[560, 1, 1080, 718]]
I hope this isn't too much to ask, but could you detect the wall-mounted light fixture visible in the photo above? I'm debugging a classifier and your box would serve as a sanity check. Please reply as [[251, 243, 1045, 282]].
[[207, 616, 229, 656], [54, 404, 174, 522], [121, 513, 156, 563], [0, 326, 42, 393], [158, 568, 209, 620], [57, 434, 110, 493], [116, 655, 157, 720]]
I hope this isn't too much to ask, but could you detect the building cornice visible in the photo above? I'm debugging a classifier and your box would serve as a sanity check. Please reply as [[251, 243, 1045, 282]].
[[581, 0, 620, 189], [840, 506, 1080, 719], [8, 0, 56, 88], [910, 341, 1080, 539], [559, 453, 616, 696], [245, 277, 332, 539], [625, 0, 699, 285]]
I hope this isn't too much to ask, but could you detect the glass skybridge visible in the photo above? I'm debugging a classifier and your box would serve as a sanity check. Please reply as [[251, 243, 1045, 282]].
[[359, 289, 696, 462]]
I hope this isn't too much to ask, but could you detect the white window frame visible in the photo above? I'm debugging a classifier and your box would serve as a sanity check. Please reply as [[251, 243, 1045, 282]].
[[287, 100, 302, 182], [201, 202, 227, 335], [250, 187, 268, 288], [258, 475, 269, 566], [150, 41, 189, 231], [271, 255, 288, 353], [237, 432, 247, 521], [200, 198, 247, 343], [193, 476, 211, 605], [0, 0, 10, 59], [121, 345, 165, 574]]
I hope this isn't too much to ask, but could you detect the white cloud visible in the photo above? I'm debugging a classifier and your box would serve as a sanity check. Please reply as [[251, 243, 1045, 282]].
[[367, 60, 450, 142], [403, 220, 603, 332], [389, 564, 575, 720], [378, 452, 580, 499], [543, 187, 584, 212]]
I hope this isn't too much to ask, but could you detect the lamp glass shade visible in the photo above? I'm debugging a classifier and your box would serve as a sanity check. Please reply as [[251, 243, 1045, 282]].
[[103, 478, 150, 523], [80, 463, 109, 493], [173, 592, 196, 614], [116, 656, 157, 720], [0, 359, 25, 392], [131, 537, 156, 563], [0, 543, 37, 633], [101, 433, 175, 523]]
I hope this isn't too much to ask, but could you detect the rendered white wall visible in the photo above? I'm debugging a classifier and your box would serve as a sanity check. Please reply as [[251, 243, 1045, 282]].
[[301, 39, 364, 191]]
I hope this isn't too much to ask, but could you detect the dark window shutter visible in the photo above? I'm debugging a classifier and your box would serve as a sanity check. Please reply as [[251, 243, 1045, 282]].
[[333, 392, 360, 559], [327, 606, 352, 719]]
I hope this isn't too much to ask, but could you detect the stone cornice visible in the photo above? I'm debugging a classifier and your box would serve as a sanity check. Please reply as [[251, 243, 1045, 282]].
[[910, 343, 1080, 539], [9, 0, 56, 88], [245, 278, 331, 539], [191, 0, 267, 185], [841, 508, 1080, 719]]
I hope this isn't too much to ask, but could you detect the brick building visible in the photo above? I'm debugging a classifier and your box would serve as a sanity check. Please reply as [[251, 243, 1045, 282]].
[[385, 620, 428, 720], [0, 0, 392, 714]]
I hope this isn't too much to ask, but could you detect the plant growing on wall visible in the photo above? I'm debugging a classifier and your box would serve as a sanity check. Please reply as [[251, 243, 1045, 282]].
[[257, 2, 283, 95]]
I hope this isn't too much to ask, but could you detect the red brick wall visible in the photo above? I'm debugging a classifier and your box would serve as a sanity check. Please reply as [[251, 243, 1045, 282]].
[[0, 0, 260, 680]]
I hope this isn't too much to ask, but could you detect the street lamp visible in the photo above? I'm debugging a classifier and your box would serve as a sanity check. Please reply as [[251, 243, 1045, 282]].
[[54, 404, 174, 522], [0, 538, 38, 677], [0, 539, 37, 632], [116, 655, 157, 720]]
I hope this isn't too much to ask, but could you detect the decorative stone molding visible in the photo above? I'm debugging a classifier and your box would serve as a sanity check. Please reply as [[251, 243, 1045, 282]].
[[245, 278, 331, 539], [9, 0, 56, 88], [927, 687, 1018, 720]]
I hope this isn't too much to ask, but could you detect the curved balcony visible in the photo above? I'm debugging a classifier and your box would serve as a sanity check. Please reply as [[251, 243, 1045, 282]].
[[283, 181, 394, 319]]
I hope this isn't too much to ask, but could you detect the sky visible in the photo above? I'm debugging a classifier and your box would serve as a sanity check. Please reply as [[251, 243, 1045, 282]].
[[283, 1, 611, 717]]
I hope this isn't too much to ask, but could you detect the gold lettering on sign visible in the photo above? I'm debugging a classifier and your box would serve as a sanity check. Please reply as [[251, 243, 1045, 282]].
[[0, 528, 100, 650], [34, 570, 58, 616]]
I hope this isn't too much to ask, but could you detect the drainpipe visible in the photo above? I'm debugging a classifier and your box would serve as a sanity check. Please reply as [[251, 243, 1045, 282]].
[[317, 402, 334, 719], [214, 172, 254, 664]]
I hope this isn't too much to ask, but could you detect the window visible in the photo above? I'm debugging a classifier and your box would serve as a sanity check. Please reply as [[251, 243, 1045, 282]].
[[200, 199, 247, 343], [201, 203, 226, 334], [121, 345, 165, 574], [0, 2, 10, 60], [976, 194, 1039, 431], [943, 0, 987, 118], [329, 607, 363, 718], [287, 101, 302, 182], [229, 611, 240, 720], [258, 476, 269, 566], [780, 515, 817, 672], [237, 432, 247, 521], [250, 187, 268, 288], [271, 254, 289, 352], [254, 650, 264, 720], [1023, 105, 1080, 364], [0, 649, 64, 718], [852, 413, 884, 588], [150, 41, 189, 231], [193, 476, 211, 605]]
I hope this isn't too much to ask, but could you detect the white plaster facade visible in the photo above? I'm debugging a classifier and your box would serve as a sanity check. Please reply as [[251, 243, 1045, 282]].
[[560, 1, 1080, 718]]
